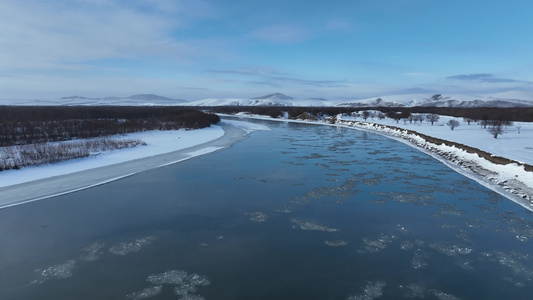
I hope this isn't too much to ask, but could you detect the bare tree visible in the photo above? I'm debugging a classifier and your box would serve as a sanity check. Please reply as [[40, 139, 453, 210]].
[[446, 119, 460, 130], [425, 114, 439, 125], [362, 111, 371, 121], [488, 126, 503, 138], [487, 120, 513, 138], [463, 118, 473, 125]]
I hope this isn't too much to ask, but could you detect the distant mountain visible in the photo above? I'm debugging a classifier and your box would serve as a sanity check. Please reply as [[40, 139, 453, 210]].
[[9, 94, 189, 106], [3, 92, 533, 108], [125, 94, 182, 102], [252, 93, 294, 100], [420, 99, 533, 108]]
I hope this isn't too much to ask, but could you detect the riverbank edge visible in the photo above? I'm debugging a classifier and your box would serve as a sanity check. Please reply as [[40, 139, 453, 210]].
[[0, 123, 249, 210], [226, 114, 533, 211]]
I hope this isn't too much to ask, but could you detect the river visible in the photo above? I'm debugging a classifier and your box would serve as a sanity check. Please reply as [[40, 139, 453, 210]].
[[1, 118, 532, 299]]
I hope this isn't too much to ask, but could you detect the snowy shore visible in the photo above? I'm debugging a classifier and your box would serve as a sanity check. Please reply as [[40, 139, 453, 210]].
[[0, 120, 269, 209]]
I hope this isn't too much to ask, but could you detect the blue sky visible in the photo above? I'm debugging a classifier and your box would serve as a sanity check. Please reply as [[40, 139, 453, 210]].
[[1, 0, 533, 100]]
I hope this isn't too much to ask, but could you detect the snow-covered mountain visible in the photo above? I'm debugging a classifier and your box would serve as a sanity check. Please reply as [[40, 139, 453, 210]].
[[183, 93, 334, 107], [182, 92, 533, 108], [252, 93, 294, 100], [2, 92, 533, 107], [0, 94, 187, 106]]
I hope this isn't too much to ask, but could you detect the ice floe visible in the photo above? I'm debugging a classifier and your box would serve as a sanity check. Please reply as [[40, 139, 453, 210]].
[[245, 211, 268, 222], [30, 260, 76, 285], [346, 281, 386, 300], [126, 285, 162, 300], [79, 242, 106, 262], [358, 233, 399, 253], [128, 269, 210, 300], [109, 236, 156, 256], [291, 218, 339, 232], [324, 240, 349, 247]]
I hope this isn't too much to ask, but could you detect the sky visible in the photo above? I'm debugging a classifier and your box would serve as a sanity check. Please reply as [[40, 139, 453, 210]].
[[1, 0, 533, 101]]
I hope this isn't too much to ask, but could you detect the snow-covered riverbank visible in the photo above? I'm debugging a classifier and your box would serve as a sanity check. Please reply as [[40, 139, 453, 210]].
[[0, 120, 269, 209]]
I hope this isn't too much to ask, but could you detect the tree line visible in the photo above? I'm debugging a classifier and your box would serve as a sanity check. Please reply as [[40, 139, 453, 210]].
[[0, 106, 220, 147], [202, 106, 533, 122]]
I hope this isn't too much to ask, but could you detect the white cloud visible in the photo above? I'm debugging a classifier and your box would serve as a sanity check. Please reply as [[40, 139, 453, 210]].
[[0, 0, 216, 70]]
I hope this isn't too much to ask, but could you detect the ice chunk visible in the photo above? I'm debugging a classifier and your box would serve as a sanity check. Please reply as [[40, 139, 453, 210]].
[[79, 242, 105, 262], [359, 233, 398, 253], [126, 285, 162, 300], [346, 281, 386, 300], [431, 290, 461, 300], [411, 249, 429, 270], [324, 240, 349, 247], [147, 270, 188, 285], [399, 283, 426, 298], [429, 242, 473, 256], [291, 218, 339, 232], [400, 240, 414, 251], [245, 211, 268, 222], [109, 236, 156, 256], [30, 260, 76, 285]]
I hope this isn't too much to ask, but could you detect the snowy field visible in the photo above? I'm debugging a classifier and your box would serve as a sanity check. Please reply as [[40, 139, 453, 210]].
[[350, 115, 533, 166]]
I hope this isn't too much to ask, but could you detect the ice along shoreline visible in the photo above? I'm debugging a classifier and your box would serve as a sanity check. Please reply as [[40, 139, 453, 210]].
[[0, 122, 253, 210]]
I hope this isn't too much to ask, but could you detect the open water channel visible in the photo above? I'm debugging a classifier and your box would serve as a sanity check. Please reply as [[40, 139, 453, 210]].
[[1, 118, 533, 299]]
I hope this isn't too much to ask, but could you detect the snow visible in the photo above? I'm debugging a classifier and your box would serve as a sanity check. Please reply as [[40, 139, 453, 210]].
[[0, 120, 268, 189], [348, 115, 533, 166]]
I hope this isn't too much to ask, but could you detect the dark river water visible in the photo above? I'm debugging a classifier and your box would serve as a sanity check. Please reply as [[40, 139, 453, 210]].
[[1, 118, 533, 300]]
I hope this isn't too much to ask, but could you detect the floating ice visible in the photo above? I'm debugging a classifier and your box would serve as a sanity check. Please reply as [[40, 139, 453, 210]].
[[79, 242, 105, 262], [186, 273, 211, 287], [507, 221, 533, 242], [359, 233, 399, 253], [30, 260, 76, 285], [432, 290, 461, 300], [291, 218, 339, 232], [372, 191, 434, 206], [362, 174, 384, 186], [502, 276, 526, 288], [346, 281, 386, 300], [324, 240, 349, 247], [126, 285, 162, 300], [454, 257, 474, 270], [109, 236, 156, 256], [174, 283, 198, 295], [245, 211, 268, 222], [128, 269, 210, 300], [292, 178, 359, 205], [399, 284, 461, 299], [429, 242, 473, 256], [411, 249, 429, 270], [147, 270, 188, 285], [482, 250, 533, 283], [396, 224, 408, 233], [400, 240, 414, 251], [399, 283, 426, 298]]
